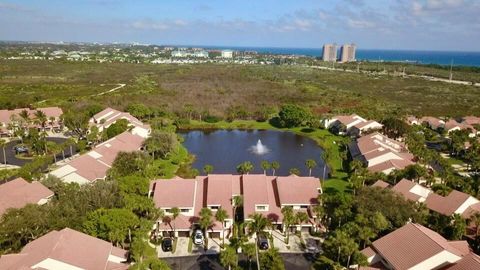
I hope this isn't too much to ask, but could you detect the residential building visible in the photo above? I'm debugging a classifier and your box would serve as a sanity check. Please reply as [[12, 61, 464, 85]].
[[0, 177, 54, 217], [373, 179, 480, 218], [90, 107, 151, 138], [462, 116, 480, 126], [361, 223, 480, 270], [407, 116, 477, 137], [171, 50, 187, 57], [50, 131, 144, 184], [149, 174, 321, 238], [349, 133, 415, 174], [0, 107, 63, 136], [193, 50, 209, 58], [221, 50, 234, 58], [0, 228, 128, 270], [322, 43, 337, 62], [340, 43, 356, 62], [324, 114, 383, 136]]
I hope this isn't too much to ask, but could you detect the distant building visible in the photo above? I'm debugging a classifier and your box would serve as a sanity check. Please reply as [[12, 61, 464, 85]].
[[340, 43, 356, 62], [221, 50, 233, 58], [322, 43, 337, 62], [171, 50, 187, 57], [193, 50, 209, 58]]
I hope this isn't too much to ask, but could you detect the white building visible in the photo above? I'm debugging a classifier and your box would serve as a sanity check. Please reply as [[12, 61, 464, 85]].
[[221, 50, 234, 58]]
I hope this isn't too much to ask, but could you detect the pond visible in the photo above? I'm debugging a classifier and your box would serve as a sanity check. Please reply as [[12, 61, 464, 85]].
[[178, 129, 329, 177]]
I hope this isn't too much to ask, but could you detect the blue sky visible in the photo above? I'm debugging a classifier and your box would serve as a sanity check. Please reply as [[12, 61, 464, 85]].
[[0, 0, 479, 51]]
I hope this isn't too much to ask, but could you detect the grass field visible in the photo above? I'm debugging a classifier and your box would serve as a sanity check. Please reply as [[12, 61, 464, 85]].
[[1, 60, 480, 118]]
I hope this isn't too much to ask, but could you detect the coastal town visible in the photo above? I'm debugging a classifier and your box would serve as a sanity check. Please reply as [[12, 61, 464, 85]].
[[1, 1, 480, 269]]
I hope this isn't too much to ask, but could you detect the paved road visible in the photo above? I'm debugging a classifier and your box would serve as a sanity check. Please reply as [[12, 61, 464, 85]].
[[163, 253, 315, 270], [0, 137, 77, 166]]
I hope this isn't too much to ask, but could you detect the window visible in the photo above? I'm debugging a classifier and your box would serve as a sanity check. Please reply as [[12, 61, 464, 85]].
[[209, 205, 220, 210], [255, 205, 269, 211], [181, 208, 190, 213]]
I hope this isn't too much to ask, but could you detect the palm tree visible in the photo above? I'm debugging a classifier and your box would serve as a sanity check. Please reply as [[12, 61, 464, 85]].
[[289, 167, 300, 175], [220, 246, 238, 270], [260, 160, 271, 175], [281, 206, 295, 244], [215, 208, 229, 247], [34, 110, 47, 131], [203, 164, 214, 175], [48, 141, 62, 163], [295, 212, 309, 237], [232, 195, 243, 237], [312, 204, 324, 232], [171, 207, 180, 238], [237, 161, 254, 174], [0, 139, 6, 168], [247, 213, 269, 270], [305, 159, 317, 176], [66, 138, 76, 157], [199, 208, 213, 249], [271, 161, 280, 176], [48, 116, 56, 130], [19, 109, 30, 130], [242, 242, 257, 270]]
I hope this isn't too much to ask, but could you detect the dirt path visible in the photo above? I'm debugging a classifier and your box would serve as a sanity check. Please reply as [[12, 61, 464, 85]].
[[94, 83, 126, 96]]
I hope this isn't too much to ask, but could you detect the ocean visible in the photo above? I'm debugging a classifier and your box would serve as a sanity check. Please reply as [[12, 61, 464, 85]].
[[195, 45, 480, 67]]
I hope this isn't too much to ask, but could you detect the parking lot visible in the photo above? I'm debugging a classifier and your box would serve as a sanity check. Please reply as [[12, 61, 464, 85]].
[[0, 137, 77, 167]]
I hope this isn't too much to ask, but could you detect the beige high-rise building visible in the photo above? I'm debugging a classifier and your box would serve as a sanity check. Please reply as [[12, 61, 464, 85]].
[[340, 44, 356, 62], [322, 43, 337, 62]]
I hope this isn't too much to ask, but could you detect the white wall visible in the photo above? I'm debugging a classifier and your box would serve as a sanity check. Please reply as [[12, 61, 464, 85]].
[[368, 152, 402, 167], [409, 250, 462, 270], [455, 196, 480, 215], [32, 258, 83, 270]]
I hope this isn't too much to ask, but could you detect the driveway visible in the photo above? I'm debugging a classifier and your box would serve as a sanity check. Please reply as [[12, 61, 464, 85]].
[[0, 137, 77, 166], [271, 230, 304, 253], [158, 237, 192, 258], [163, 253, 315, 270]]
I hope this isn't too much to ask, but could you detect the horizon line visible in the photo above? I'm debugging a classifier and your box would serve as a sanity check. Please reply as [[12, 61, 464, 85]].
[[1, 39, 480, 54]]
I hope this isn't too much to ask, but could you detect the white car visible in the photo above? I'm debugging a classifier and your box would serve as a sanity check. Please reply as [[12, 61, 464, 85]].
[[194, 230, 204, 245]]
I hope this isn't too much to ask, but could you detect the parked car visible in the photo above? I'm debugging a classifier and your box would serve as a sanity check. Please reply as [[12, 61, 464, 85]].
[[14, 145, 29, 154], [161, 238, 173, 252], [194, 230, 204, 245], [257, 234, 269, 250], [305, 238, 320, 253]]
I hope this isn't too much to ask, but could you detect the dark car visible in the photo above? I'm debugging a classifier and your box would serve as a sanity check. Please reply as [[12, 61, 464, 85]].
[[162, 238, 173, 252], [257, 235, 269, 250]]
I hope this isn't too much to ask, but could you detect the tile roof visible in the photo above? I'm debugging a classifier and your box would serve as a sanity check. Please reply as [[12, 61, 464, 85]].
[[369, 223, 468, 270], [50, 131, 144, 183], [384, 179, 480, 217], [0, 228, 127, 270], [0, 107, 63, 124], [151, 178, 197, 208], [371, 180, 390, 188], [0, 178, 53, 217], [276, 176, 320, 205]]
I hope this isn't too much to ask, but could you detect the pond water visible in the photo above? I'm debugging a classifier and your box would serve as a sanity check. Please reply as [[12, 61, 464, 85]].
[[178, 129, 329, 177]]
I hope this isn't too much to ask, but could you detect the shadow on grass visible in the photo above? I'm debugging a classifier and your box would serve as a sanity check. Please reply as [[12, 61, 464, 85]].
[[300, 128, 315, 133]]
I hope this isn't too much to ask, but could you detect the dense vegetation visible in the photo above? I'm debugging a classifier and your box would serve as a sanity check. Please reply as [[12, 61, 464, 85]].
[[1, 60, 480, 118]]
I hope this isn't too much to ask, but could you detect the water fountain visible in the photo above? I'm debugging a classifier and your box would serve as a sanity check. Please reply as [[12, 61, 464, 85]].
[[250, 139, 269, 155]]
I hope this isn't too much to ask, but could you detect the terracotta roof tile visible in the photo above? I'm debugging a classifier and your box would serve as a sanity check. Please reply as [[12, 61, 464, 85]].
[[0, 178, 53, 217]]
